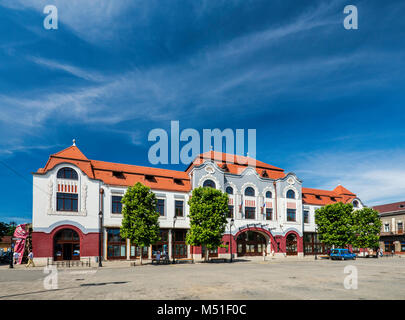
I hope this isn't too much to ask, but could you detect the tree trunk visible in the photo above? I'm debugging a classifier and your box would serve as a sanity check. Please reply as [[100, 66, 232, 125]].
[[140, 247, 143, 265], [205, 246, 209, 262]]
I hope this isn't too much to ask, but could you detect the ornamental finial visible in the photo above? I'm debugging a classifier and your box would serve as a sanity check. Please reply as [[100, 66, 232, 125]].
[[72, 139, 76, 146]]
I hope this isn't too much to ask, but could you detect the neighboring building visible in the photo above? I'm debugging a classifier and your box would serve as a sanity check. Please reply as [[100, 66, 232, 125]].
[[0, 235, 12, 254], [32, 143, 363, 264], [373, 201, 405, 254]]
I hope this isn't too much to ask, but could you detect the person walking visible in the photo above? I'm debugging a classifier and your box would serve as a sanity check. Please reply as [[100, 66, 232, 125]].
[[26, 251, 35, 267], [13, 252, 19, 265]]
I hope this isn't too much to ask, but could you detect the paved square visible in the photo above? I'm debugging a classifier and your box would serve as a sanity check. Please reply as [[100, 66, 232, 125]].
[[0, 257, 404, 300]]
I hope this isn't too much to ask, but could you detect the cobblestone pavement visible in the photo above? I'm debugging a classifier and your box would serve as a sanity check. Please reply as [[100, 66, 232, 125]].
[[0, 257, 404, 300]]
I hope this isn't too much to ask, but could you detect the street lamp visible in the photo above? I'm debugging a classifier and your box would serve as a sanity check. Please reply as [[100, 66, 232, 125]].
[[229, 218, 234, 263], [98, 210, 103, 267], [314, 226, 318, 260], [172, 215, 177, 264], [9, 241, 14, 269]]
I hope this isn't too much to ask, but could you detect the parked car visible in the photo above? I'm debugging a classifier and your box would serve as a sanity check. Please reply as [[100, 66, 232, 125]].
[[330, 248, 356, 260], [0, 252, 11, 264]]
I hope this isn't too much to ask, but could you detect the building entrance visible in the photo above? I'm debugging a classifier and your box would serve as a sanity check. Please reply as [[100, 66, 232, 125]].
[[237, 231, 266, 256]]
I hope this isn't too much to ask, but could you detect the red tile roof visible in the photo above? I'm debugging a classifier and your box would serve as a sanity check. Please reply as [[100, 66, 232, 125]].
[[302, 186, 357, 206], [372, 201, 405, 214], [35, 146, 190, 192], [186, 151, 285, 179], [35, 146, 359, 202]]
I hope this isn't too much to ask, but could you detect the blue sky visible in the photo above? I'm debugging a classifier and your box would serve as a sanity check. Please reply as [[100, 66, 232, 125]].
[[1, 0, 405, 223]]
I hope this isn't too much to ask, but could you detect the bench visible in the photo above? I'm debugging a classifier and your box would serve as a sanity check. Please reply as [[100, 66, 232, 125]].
[[174, 258, 194, 264], [151, 258, 170, 265], [208, 258, 227, 263]]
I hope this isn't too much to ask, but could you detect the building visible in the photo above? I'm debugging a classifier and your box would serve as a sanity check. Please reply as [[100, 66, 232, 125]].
[[0, 235, 12, 254], [31, 143, 363, 264], [373, 201, 405, 254]]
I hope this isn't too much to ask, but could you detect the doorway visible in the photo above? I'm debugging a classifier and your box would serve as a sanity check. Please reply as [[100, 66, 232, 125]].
[[54, 229, 80, 261]]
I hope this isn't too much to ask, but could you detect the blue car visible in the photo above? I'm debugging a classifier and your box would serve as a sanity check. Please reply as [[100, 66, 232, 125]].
[[330, 248, 356, 260]]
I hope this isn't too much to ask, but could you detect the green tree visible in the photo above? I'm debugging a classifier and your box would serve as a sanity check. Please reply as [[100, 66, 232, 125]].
[[352, 207, 382, 249], [186, 186, 229, 261], [120, 182, 160, 265], [315, 203, 354, 248], [0, 222, 8, 242]]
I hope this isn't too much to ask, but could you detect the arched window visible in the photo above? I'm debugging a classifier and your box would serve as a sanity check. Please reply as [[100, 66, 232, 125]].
[[353, 200, 359, 208], [286, 190, 295, 199], [57, 167, 78, 180], [203, 179, 216, 188], [226, 186, 233, 195], [265, 191, 272, 198], [244, 187, 255, 197]]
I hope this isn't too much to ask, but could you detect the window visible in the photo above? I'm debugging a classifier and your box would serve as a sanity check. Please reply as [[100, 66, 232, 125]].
[[353, 200, 359, 208], [244, 187, 255, 197], [265, 208, 273, 220], [226, 186, 233, 195], [57, 193, 78, 212], [112, 171, 125, 179], [384, 224, 390, 232], [175, 200, 184, 217], [398, 222, 403, 234], [304, 210, 309, 224], [57, 167, 78, 180], [265, 191, 272, 198], [245, 207, 255, 219], [227, 205, 234, 218], [287, 209, 296, 222], [385, 241, 395, 252], [286, 190, 295, 199], [111, 196, 122, 214], [203, 179, 216, 188], [156, 199, 165, 216], [107, 228, 126, 259], [401, 241, 405, 252]]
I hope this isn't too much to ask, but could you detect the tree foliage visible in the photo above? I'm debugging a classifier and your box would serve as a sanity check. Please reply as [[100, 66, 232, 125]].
[[0, 222, 16, 242], [0, 222, 8, 241], [352, 207, 382, 249], [315, 202, 381, 249], [120, 182, 160, 264], [315, 203, 354, 247], [186, 186, 229, 261]]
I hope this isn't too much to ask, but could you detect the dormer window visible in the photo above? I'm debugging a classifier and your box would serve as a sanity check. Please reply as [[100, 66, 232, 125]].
[[145, 175, 156, 182], [315, 195, 322, 200], [57, 167, 78, 180], [226, 186, 233, 195], [174, 178, 183, 185], [330, 197, 336, 202], [265, 191, 272, 198], [112, 171, 125, 179], [261, 170, 269, 178], [353, 200, 359, 208]]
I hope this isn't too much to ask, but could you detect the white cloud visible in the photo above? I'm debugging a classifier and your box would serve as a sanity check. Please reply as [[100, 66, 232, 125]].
[[28, 56, 105, 82], [0, 0, 139, 42], [295, 150, 405, 206]]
